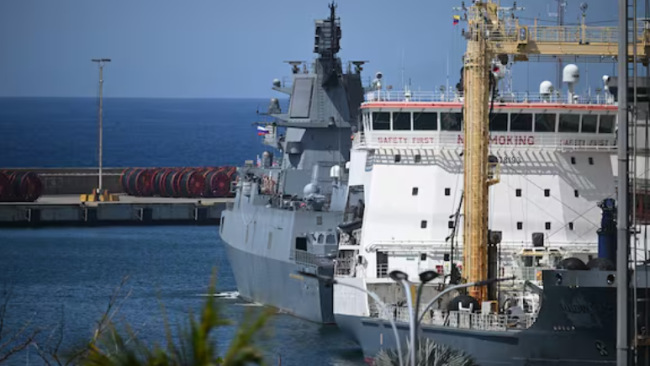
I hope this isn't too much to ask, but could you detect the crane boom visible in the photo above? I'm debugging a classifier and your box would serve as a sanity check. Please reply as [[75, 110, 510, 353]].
[[460, 0, 650, 304]]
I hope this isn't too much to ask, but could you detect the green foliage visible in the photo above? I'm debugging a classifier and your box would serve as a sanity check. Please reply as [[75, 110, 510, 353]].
[[375, 338, 477, 366], [60, 270, 273, 366]]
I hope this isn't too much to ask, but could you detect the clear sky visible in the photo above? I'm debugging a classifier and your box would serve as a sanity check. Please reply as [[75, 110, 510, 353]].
[[0, 0, 618, 99]]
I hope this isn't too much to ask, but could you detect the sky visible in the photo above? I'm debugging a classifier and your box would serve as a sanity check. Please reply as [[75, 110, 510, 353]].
[[0, 0, 620, 99]]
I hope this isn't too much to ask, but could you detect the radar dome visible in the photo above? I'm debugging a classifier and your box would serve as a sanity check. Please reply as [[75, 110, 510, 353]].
[[375, 71, 383, 80], [303, 183, 320, 197], [539, 81, 553, 94], [329, 165, 341, 179], [562, 64, 580, 83], [272, 79, 281, 88]]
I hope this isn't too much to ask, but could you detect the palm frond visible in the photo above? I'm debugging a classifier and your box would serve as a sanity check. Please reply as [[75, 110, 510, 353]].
[[375, 338, 477, 366]]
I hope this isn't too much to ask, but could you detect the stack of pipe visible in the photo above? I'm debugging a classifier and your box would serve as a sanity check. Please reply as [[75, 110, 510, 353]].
[[0, 170, 44, 202], [119, 167, 237, 198]]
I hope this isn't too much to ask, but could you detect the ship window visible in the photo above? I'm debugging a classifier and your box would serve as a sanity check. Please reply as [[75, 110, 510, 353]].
[[489, 113, 508, 131], [517, 222, 523, 230], [545, 222, 551, 230], [581, 114, 598, 133], [445, 188, 451, 196], [421, 253, 427, 261], [440, 113, 463, 131], [574, 189, 579, 197], [318, 234, 324, 244], [599, 115, 615, 133], [392, 112, 411, 130], [295, 237, 307, 251], [535, 113, 556, 132], [413, 112, 438, 130], [448, 221, 455, 229], [544, 189, 550, 197], [558, 114, 580, 133], [444, 253, 450, 261], [589, 157, 594, 165], [510, 113, 533, 132], [317, 216, 323, 225], [372, 112, 390, 130], [568, 222, 574, 230], [394, 154, 401, 163], [326, 234, 336, 244], [412, 187, 419, 196], [421, 220, 428, 229], [516, 189, 521, 197], [571, 157, 576, 164], [414, 154, 421, 163]]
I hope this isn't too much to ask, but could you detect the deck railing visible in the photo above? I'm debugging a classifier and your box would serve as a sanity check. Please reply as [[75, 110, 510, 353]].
[[379, 306, 538, 332], [364, 90, 615, 105]]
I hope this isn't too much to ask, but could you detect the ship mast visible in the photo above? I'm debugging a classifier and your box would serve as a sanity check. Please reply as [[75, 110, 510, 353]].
[[457, 0, 650, 308]]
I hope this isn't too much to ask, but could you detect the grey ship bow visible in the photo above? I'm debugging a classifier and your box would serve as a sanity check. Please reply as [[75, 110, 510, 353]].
[[219, 2, 367, 324]]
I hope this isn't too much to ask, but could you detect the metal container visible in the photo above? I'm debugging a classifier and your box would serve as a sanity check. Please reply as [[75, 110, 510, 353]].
[[6, 171, 43, 202]]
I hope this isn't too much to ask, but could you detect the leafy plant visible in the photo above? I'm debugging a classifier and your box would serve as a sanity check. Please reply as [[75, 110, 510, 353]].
[[375, 338, 477, 366], [34, 270, 274, 366]]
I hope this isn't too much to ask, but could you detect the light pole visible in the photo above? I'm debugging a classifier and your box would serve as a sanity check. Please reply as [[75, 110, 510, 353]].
[[389, 270, 440, 358], [388, 270, 515, 366], [91, 58, 111, 194], [297, 270, 404, 366], [388, 270, 416, 366]]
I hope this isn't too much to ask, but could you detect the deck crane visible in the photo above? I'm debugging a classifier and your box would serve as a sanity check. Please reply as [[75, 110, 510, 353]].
[[458, 0, 650, 304]]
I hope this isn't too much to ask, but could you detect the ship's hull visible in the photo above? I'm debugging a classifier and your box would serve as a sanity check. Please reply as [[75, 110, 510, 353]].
[[223, 239, 335, 324], [335, 313, 621, 365], [334, 273, 650, 365]]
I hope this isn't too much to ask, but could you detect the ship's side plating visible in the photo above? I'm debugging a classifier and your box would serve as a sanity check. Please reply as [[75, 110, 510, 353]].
[[219, 2, 367, 324]]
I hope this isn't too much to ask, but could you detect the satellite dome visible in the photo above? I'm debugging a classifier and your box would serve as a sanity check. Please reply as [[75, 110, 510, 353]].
[[539, 81, 553, 94], [562, 64, 580, 83], [272, 79, 281, 88]]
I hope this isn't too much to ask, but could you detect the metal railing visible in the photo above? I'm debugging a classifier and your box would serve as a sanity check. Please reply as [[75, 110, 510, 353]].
[[291, 249, 332, 267], [335, 257, 355, 276], [363, 90, 615, 105], [380, 306, 538, 332], [354, 132, 616, 151]]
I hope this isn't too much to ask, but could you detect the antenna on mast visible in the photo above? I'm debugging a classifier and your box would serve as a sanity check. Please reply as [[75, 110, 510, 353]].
[[547, 0, 567, 87]]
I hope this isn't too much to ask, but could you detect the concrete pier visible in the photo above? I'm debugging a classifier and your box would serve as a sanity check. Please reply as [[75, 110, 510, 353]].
[[0, 195, 232, 228]]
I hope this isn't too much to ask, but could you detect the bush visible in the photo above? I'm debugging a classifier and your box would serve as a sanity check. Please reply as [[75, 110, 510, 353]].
[[375, 338, 477, 366]]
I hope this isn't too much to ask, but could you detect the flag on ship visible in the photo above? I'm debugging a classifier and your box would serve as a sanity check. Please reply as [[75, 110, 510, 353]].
[[256, 155, 262, 167], [453, 15, 460, 25], [257, 126, 270, 136]]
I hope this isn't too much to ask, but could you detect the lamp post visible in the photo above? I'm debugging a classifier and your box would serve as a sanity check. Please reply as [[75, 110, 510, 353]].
[[388, 270, 515, 366], [91, 58, 111, 194], [297, 270, 405, 366], [388, 270, 416, 366]]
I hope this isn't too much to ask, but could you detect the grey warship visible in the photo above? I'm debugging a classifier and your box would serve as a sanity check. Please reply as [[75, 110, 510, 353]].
[[219, 2, 366, 324]]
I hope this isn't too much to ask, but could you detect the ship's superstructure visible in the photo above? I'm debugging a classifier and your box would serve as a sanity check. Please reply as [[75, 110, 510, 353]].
[[219, 3, 367, 324], [330, 1, 650, 364]]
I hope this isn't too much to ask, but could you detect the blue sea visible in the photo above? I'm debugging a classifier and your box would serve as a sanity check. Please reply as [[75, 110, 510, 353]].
[[0, 98, 364, 366]]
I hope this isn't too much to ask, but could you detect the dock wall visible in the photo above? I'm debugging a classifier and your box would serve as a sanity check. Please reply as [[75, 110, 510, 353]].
[[0, 195, 232, 228]]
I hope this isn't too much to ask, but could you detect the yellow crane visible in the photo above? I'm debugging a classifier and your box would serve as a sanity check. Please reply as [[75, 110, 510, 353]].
[[460, 0, 650, 303]]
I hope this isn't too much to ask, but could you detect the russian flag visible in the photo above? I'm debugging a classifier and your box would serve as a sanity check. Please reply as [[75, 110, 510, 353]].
[[257, 126, 270, 136]]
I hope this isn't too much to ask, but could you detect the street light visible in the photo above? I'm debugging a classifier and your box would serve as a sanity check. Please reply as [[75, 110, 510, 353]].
[[388, 270, 416, 366], [296, 270, 405, 366], [91, 58, 111, 195]]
